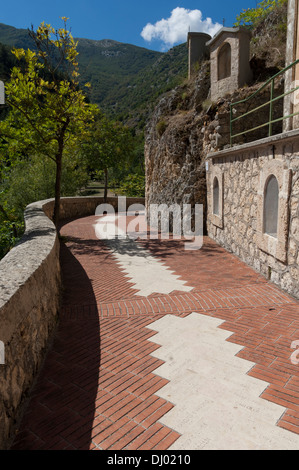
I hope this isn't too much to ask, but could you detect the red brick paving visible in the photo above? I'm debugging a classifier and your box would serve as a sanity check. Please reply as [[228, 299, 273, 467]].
[[11, 215, 299, 450]]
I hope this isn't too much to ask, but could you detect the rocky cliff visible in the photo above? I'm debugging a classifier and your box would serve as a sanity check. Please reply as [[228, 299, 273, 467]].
[[145, 62, 211, 230], [144, 3, 287, 233]]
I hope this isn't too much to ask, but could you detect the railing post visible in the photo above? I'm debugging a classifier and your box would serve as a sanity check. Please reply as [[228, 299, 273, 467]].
[[269, 79, 274, 137], [229, 60, 299, 145], [230, 103, 233, 146]]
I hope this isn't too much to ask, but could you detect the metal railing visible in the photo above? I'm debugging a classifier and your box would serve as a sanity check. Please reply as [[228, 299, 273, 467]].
[[230, 59, 299, 146]]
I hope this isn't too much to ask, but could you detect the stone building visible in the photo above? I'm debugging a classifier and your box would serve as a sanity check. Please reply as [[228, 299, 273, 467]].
[[207, 26, 253, 102], [145, 0, 298, 299], [187, 32, 211, 79], [206, 0, 299, 299], [207, 133, 299, 299]]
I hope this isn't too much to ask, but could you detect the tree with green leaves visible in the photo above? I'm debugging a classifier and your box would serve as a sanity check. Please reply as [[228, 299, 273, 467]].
[[81, 113, 135, 201], [0, 18, 97, 227], [234, 0, 287, 28]]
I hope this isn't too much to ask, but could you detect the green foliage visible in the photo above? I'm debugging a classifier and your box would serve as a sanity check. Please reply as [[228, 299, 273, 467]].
[[0, 148, 88, 259], [156, 119, 168, 137], [116, 174, 145, 198], [0, 23, 188, 130], [79, 112, 138, 199], [0, 42, 18, 80], [81, 112, 135, 175], [234, 0, 288, 28], [1, 153, 89, 213], [0, 18, 98, 226], [0, 201, 24, 259], [0, 220, 24, 259]]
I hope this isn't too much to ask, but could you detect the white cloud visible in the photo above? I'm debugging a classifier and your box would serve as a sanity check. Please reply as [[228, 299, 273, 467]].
[[141, 7, 222, 49]]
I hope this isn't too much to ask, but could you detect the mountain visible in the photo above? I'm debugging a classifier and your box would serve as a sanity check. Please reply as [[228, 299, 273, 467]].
[[0, 23, 188, 129]]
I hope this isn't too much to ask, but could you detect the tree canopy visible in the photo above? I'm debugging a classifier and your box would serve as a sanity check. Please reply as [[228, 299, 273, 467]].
[[0, 18, 98, 226], [81, 112, 136, 200]]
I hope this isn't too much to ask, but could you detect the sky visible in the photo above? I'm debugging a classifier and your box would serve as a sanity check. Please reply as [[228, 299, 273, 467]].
[[0, 0, 258, 51]]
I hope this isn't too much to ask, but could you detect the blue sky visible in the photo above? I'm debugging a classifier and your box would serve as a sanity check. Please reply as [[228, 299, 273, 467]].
[[0, 1, 258, 51]]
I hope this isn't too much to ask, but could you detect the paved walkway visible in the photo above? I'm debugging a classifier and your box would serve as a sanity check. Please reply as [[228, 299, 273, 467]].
[[11, 214, 299, 450]]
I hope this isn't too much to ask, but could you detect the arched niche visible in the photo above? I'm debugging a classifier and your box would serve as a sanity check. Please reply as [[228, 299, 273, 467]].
[[218, 42, 231, 80], [213, 176, 220, 215], [209, 166, 223, 229], [263, 174, 279, 238], [257, 159, 291, 263], [207, 27, 253, 101]]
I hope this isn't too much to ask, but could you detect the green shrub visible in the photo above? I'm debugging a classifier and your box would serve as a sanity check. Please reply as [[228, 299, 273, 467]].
[[234, 0, 287, 28], [0, 215, 24, 260], [156, 119, 168, 137], [117, 174, 145, 198]]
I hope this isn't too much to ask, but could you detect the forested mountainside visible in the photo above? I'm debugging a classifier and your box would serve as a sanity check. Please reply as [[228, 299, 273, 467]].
[[0, 23, 188, 128]]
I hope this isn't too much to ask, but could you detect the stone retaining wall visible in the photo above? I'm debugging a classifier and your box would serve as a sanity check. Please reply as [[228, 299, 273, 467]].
[[0, 195, 145, 449], [43, 196, 146, 221], [0, 199, 60, 449], [206, 130, 299, 300]]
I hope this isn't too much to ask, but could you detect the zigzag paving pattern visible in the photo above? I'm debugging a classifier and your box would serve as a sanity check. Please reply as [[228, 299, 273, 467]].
[[11, 214, 299, 450], [149, 313, 299, 449]]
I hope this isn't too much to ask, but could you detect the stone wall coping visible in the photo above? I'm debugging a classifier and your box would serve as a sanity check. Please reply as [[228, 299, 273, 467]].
[[207, 128, 299, 160], [206, 26, 252, 48], [188, 32, 212, 41], [0, 195, 146, 311], [47, 195, 145, 204], [0, 198, 57, 311]]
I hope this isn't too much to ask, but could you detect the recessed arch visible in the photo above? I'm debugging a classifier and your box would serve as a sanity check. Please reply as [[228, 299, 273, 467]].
[[218, 42, 231, 80], [263, 174, 279, 238], [213, 176, 220, 216]]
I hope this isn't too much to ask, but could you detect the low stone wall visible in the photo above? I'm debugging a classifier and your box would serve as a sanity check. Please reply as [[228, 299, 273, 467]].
[[43, 196, 146, 221], [0, 195, 145, 449], [0, 199, 60, 449], [206, 129, 299, 299]]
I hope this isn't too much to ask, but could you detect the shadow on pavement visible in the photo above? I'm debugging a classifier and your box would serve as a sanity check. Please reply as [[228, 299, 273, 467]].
[[11, 241, 101, 450]]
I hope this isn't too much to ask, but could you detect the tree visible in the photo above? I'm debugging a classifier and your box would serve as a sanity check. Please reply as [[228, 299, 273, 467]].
[[0, 18, 97, 227], [81, 113, 135, 201], [234, 0, 287, 28]]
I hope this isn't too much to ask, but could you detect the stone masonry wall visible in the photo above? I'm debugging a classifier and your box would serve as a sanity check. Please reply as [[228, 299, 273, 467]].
[[43, 196, 146, 221], [145, 58, 284, 235], [0, 199, 61, 449], [207, 130, 299, 300]]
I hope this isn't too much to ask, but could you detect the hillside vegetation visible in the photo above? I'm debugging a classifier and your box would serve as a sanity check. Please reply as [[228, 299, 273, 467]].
[[0, 23, 188, 128]]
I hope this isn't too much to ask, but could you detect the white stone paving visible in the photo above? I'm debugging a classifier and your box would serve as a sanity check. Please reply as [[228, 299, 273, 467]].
[[93, 214, 193, 297], [148, 313, 299, 450]]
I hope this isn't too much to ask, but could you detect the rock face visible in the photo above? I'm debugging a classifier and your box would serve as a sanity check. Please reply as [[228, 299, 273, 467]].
[[145, 62, 212, 232], [144, 3, 287, 234], [145, 62, 284, 234]]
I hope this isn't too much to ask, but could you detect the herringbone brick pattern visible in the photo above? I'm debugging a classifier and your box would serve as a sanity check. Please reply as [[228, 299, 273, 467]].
[[11, 215, 299, 449]]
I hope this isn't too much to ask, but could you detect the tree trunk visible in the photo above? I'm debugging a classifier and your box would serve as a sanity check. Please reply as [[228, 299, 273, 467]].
[[53, 119, 69, 230], [104, 168, 108, 203], [53, 155, 62, 229]]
